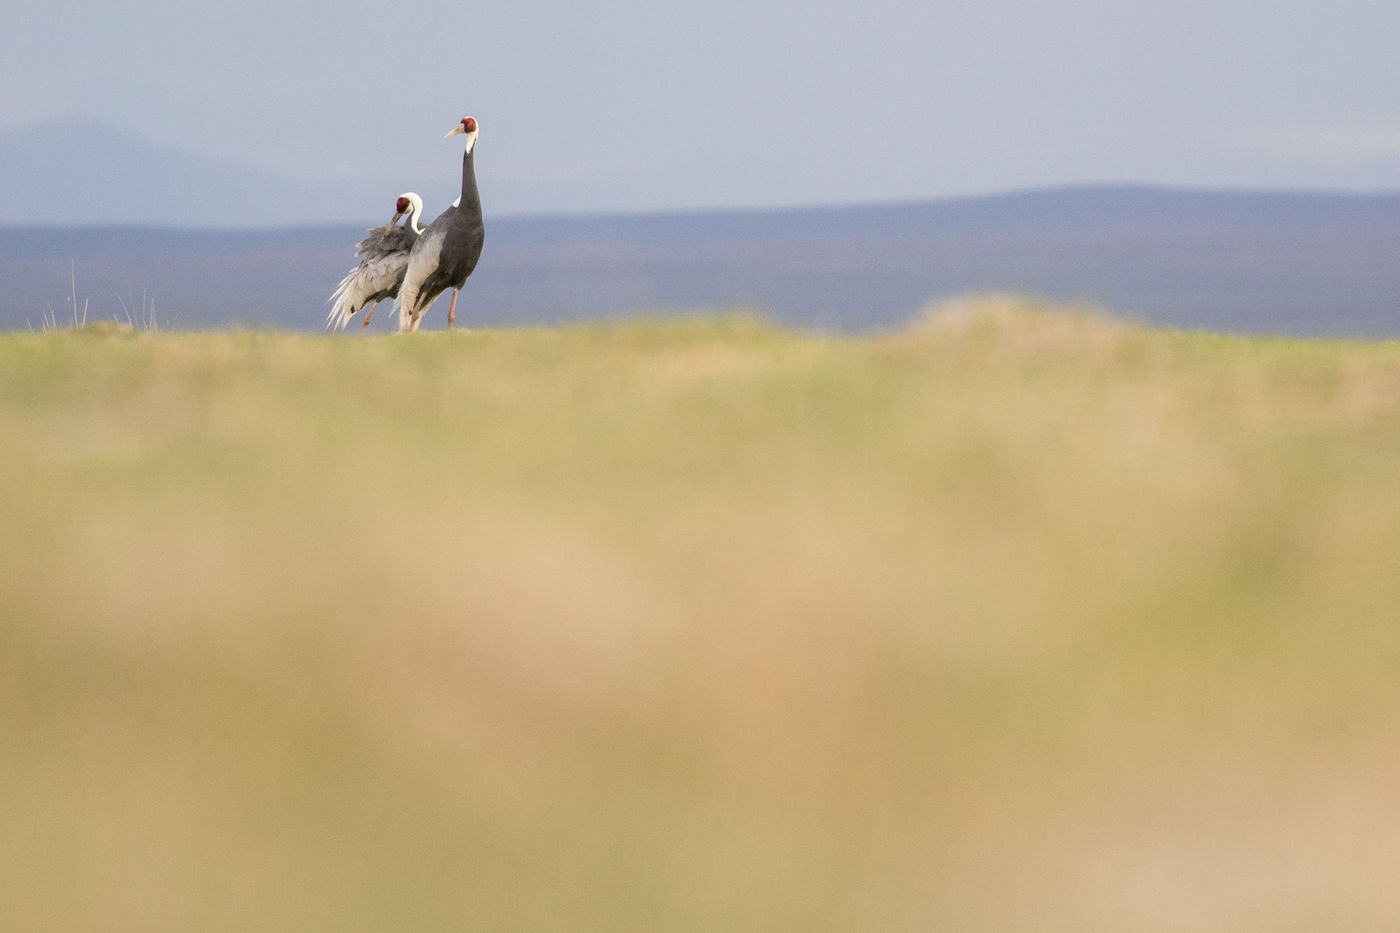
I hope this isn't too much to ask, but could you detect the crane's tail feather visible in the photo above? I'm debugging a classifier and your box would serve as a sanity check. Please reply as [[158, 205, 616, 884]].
[[395, 294, 416, 333], [325, 267, 360, 332], [397, 296, 431, 332]]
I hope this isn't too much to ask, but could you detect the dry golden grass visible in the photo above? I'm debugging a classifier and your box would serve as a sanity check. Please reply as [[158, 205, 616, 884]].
[[3, 296, 1400, 930]]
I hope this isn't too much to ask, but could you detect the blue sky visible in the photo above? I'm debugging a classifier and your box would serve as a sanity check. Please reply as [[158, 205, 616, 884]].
[[7, 0, 1400, 220]]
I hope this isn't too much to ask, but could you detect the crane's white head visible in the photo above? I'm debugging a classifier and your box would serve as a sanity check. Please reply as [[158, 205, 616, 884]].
[[390, 192, 423, 227], [445, 116, 479, 154]]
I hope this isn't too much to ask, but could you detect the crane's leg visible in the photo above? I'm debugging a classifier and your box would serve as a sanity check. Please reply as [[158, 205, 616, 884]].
[[362, 300, 379, 332], [447, 289, 459, 328]]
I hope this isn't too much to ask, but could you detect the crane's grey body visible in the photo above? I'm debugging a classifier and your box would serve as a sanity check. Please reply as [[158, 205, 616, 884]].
[[397, 120, 484, 331], [327, 193, 424, 331]]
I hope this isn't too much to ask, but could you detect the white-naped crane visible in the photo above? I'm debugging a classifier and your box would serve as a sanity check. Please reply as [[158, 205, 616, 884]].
[[326, 192, 425, 332], [397, 117, 485, 332]]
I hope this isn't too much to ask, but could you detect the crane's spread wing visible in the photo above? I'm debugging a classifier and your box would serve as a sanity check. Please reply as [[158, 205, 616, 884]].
[[326, 249, 412, 331], [325, 221, 422, 331], [355, 223, 413, 263]]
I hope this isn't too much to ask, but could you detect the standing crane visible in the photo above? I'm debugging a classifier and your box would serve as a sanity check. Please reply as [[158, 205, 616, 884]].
[[397, 117, 485, 332], [326, 193, 426, 332]]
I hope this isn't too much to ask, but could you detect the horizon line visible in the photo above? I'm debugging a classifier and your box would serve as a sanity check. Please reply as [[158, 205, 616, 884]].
[[7, 181, 1400, 234]]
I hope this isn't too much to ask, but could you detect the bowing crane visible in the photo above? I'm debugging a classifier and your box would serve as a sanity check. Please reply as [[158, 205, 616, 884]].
[[326, 192, 426, 332]]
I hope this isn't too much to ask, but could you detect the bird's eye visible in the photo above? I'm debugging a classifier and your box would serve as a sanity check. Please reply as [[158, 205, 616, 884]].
[[464, 118, 477, 132], [397, 197, 410, 212]]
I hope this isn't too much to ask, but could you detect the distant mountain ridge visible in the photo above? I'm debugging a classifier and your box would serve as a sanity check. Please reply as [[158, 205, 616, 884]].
[[2, 186, 1398, 337], [0, 121, 362, 227]]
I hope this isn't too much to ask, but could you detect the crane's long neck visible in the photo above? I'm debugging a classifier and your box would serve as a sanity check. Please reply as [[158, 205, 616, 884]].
[[457, 145, 481, 219]]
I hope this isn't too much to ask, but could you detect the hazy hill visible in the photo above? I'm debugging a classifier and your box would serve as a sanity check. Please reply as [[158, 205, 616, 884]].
[[0, 121, 356, 228], [3, 186, 1398, 336]]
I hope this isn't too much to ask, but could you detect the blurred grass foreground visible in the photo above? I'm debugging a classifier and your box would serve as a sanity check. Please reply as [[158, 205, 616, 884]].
[[3, 296, 1400, 930]]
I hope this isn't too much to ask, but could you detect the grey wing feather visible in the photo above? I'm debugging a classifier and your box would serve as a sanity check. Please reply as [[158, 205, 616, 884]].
[[355, 223, 413, 263], [395, 225, 447, 332], [326, 225, 417, 331]]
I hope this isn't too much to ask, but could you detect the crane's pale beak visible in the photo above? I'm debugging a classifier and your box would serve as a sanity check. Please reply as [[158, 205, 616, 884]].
[[389, 209, 406, 226], [445, 124, 466, 138]]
